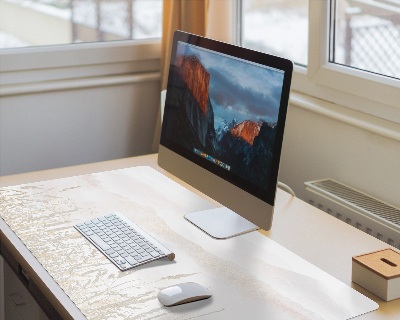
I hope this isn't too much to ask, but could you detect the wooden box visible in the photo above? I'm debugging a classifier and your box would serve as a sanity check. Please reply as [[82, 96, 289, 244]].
[[352, 248, 400, 301]]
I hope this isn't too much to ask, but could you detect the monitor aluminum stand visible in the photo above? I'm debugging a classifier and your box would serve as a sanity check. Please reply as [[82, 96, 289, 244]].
[[185, 208, 259, 239]]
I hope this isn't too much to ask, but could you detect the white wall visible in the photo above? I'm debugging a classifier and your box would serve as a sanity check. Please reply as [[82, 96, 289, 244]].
[[0, 78, 160, 176], [279, 100, 400, 209]]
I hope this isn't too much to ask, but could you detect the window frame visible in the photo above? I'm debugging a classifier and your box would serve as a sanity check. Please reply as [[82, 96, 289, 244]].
[[237, 0, 399, 125], [0, 0, 164, 92], [305, 0, 400, 123], [0, 39, 161, 91]]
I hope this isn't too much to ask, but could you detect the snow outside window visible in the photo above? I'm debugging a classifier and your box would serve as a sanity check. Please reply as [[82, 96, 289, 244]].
[[0, 0, 162, 48]]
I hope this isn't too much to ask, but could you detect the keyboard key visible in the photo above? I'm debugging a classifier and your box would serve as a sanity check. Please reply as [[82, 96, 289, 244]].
[[135, 256, 147, 263], [125, 256, 138, 265], [149, 251, 160, 258], [114, 257, 126, 265], [109, 252, 119, 258], [89, 234, 110, 251], [105, 248, 115, 255]]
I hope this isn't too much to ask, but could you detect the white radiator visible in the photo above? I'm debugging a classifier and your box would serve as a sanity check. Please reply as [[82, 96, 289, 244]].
[[305, 179, 400, 250]]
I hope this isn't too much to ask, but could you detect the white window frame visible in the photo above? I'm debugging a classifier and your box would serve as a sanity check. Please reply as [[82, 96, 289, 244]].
[[236, 0, 399, 128], [305, 0, 400, 124], [0, 39, 161, 96]]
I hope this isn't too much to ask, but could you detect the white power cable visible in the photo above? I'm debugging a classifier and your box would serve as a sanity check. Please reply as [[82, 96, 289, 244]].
[[277, 181, 296, 197]]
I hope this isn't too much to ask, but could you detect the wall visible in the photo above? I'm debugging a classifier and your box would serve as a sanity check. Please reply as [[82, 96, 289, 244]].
[[279, 98, 400, 209], [0, 78, 160, 176]]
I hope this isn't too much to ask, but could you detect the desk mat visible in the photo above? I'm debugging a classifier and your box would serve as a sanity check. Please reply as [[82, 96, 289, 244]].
[[0, 166, 378, 319]]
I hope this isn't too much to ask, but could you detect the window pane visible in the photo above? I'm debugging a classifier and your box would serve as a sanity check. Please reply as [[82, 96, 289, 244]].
[[330, 0, 400, 79], [241, 0, 308, 66], [0, 0, 162, 49]]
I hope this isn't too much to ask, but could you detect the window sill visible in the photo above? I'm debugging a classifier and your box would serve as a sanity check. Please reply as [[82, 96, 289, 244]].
[[0, 72, 161, 97], [0, 39, 162, 87], [289, 91, 400, 142]]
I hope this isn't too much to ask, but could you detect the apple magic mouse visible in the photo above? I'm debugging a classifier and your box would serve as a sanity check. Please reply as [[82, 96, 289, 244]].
[[157, 282, 212, 307]]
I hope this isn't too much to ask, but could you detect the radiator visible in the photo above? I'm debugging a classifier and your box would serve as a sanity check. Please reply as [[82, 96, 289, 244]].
[[304, 179, 400, 250]]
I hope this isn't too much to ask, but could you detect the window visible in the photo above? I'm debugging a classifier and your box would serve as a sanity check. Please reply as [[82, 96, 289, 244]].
[[330, 0, 400, 80], [2, 0, 399, 126], [240, 0, 400, 125], [0, 0, 162, 48], [241, 0, 308, 66], [0, 0, 162, 94]]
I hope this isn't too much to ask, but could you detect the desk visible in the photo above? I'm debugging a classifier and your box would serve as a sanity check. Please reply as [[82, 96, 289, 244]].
[[0, 154, 399, 319]]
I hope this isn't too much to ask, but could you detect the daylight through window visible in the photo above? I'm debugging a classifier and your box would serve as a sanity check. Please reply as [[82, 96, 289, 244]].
[[330, 0, 400, 80], [241, 0, 308, 66], [0, 0, 162, 49]]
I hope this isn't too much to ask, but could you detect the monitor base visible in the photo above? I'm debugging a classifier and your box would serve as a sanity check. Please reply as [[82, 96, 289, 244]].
[[185, 207, 259, 239]]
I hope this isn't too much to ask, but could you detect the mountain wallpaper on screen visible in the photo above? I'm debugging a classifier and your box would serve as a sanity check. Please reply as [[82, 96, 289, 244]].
[[164, 53, 277, 190]]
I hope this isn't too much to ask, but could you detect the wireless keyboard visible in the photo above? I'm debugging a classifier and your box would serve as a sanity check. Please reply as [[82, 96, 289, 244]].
[[74, 212, 175, 270]]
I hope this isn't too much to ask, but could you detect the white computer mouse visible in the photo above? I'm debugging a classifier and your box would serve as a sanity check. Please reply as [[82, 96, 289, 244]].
[[157, 282, 212, 307]]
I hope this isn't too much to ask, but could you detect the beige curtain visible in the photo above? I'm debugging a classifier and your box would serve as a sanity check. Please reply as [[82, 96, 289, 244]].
[[153, 0, 209, 151], [161, 0, 209, 90]]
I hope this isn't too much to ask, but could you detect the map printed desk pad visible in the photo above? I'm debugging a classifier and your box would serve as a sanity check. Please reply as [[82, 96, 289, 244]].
[[0, 166, 378, 319]]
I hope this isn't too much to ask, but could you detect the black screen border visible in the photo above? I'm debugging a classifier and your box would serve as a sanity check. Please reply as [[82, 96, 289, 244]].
[[160, 31, 293, 205]]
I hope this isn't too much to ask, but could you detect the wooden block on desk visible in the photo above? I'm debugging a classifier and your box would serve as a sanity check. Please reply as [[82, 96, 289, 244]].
[[352, 248, 400, 301]]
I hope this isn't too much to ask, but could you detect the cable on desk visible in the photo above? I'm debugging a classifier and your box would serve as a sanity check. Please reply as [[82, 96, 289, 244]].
[[277, 181, 296, 197]]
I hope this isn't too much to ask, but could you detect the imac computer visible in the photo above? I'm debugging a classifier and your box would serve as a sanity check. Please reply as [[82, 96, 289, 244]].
[[158, 31, 293, 239]]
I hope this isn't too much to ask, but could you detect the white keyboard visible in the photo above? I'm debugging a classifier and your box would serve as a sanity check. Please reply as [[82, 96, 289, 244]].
[[74, 212, 175, 270]]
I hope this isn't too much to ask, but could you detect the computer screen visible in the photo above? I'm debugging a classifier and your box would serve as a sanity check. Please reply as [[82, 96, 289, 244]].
[[159, 31, 292, 238]]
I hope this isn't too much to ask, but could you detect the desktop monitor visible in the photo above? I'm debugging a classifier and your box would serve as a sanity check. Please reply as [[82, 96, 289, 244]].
[[158, 31, 292, 239]]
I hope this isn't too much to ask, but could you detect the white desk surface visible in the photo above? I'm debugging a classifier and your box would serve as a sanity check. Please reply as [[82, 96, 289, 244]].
[[0, 154, 399, 319]]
